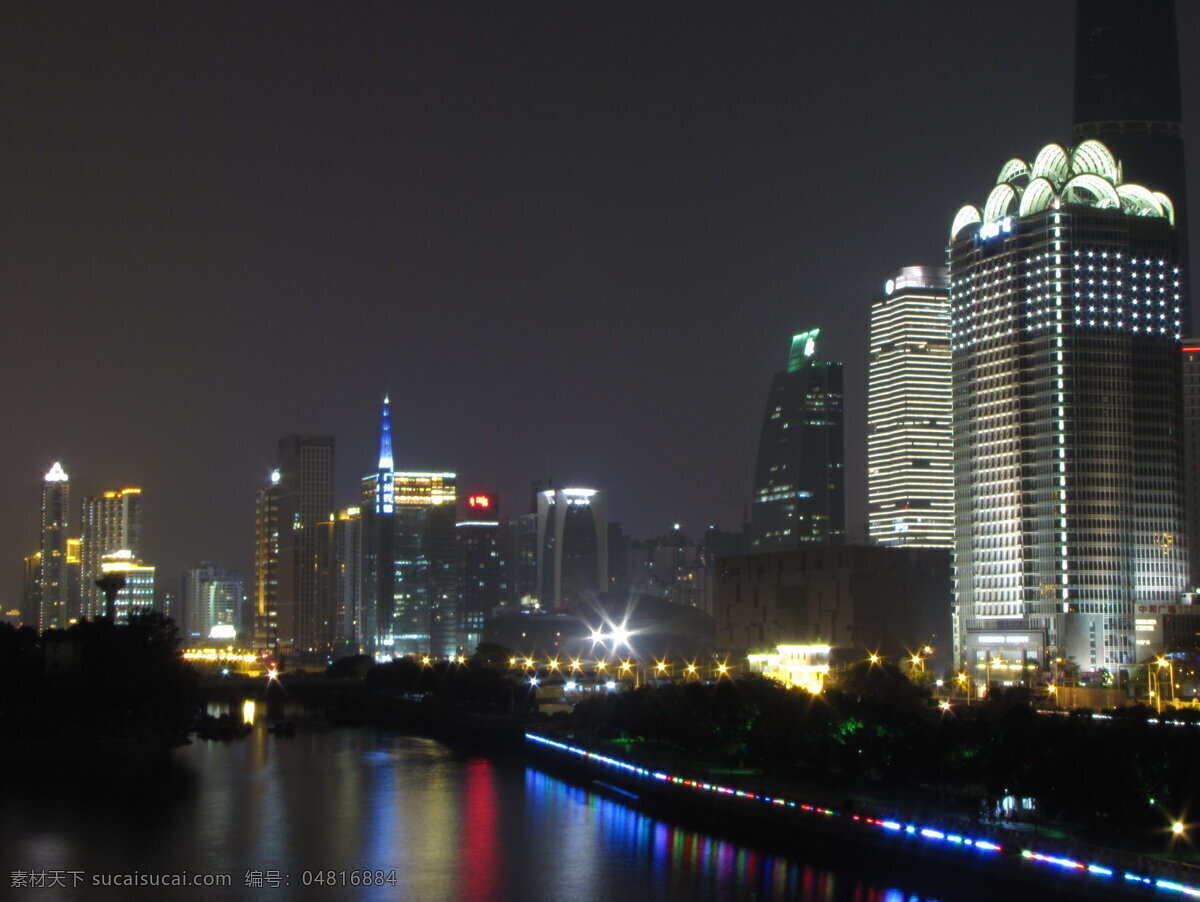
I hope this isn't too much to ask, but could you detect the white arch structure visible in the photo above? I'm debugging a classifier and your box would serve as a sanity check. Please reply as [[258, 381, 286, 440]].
[[951, 139, 1173, 238]]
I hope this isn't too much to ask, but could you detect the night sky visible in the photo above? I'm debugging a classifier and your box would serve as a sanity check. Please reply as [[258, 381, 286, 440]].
[[3, 2, 1199, 603]]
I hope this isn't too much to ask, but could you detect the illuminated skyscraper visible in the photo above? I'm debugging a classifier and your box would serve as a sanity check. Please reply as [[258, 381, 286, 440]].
[[1075, 0, 1189, 328], [98, 550, 156, 623], [536, 487, 608, 608], [750, 329, 844, 550], [458, 492, 501, 653], [80, 487, 143, 620], [182, 562, 244, 641], [38, 462, 71, 631], [253, 469, 281, 654], [394, 472, 460, 657], [360, 397, 397, 655], [275, 435, 335, 654], [949, 139, 1187, 678], [868, 267, 953, 547]]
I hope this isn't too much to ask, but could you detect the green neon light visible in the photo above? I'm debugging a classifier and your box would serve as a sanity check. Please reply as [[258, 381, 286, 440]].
[[788, 328, 820, 371]]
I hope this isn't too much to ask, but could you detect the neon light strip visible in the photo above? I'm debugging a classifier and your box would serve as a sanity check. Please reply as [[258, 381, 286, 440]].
[[525, 733, 998, 851], [527, 732, 1200, 897]]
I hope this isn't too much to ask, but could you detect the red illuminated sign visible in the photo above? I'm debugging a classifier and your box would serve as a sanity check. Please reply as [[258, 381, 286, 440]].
[[468, 494, 495, 510]]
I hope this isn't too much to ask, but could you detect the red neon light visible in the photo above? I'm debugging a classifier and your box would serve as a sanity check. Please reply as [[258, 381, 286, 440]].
[[468, 494, 493, 509]]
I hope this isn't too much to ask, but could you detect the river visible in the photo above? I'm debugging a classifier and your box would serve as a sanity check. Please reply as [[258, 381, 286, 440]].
[[1, 726, 1013, 901]]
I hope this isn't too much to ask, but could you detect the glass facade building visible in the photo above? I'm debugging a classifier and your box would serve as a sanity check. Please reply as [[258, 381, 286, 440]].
[[868, 267, 953, 547], [949, 140, 1187, 680], [750, 329, 844, 551]]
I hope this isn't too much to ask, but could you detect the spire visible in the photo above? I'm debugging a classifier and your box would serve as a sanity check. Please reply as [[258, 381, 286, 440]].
[[45, 461, 68, 482], [378, 395, 393, 471]]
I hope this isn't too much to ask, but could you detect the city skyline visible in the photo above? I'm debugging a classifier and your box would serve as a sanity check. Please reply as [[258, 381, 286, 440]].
[[4, 2, 1200, 607]]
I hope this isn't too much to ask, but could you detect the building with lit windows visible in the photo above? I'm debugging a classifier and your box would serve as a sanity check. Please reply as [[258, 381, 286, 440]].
[[750, 329, 844, 551], [949, 139, 1188, 680], [458, 493, 502, 654], [99, 550, 156, 623], [37, 462, 72, 631], [868, 267, 953, 547], [393, 472, 460, 657], [181, 562, 244, 641], [80, 487, 143, 621], [1185, 341, 1200, 590], [275, 435, 335, 654], [537, 487, 608, 608], [359, 397, 397, 655], [253, 469, 281, 654], [317, 507, 363, 654]]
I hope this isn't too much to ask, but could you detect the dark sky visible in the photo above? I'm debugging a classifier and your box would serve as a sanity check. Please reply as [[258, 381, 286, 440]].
[[3, 2, 1199, 603]]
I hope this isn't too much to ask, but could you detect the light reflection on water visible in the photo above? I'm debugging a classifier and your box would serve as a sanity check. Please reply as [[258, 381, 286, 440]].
[[0, 729, 954, 902]]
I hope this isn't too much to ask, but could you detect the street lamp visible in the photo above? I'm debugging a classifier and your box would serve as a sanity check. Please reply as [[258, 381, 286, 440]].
[[1156, 656, 1177, 708]]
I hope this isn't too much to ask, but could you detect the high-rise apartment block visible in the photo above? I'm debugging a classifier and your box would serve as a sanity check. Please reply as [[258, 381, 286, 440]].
[[868, 267, 953, 547], [275, 435, 335, 654], [949, 139, 1187, 678], [750, 329, 844, 551], [80, 487, 143, 621], [38, 462, 71, 631]]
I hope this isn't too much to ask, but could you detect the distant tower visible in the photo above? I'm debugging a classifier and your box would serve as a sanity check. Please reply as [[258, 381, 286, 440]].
[[948, 139, 1187, 677], [750, 329, 845, 550], [80, 487, 144, 620], [536, 487, 608, 608], [317, 507, 363, 654], [275, 435, 335, 654], [38, 462, 71, 631], [253, 469, 282, 654], [360, 396, 397, 655], [1075, 0, 1189, 327], [868, 267, 953, 547]]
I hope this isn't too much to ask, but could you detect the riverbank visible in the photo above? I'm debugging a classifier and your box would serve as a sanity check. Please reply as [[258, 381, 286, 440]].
[[522, 728, 1200, 901]]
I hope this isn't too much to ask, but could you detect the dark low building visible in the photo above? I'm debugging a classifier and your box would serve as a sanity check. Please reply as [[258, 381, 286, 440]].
[[714, 545, 951, 668]]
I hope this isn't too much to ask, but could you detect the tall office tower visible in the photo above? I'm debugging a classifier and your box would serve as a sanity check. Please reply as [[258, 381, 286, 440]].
[[275, 435, 335, 654], [750, 329, 845, 550], [868, 267, 953, 547], [458, 492, 501, 654], [22, 551, 41, 629], [253, 469, 281, 654], [949, 139, 1187, 679], [1075, 0, 1189, 328], [536, 487, 608, 609], [98, 550, 156, 623], [317, 507, 363, 654], [38, 462, 71, 631], [393, 472, 460, 657], [181, 562, 244, 641], [1184, 341, 1200, 590], [66, 538, 81, 620], [80, 487, 144, 620], [360, 397, 397, 655]]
